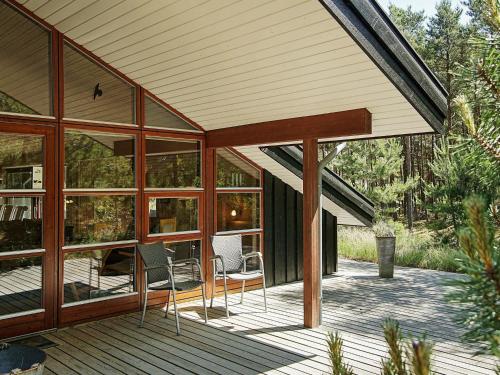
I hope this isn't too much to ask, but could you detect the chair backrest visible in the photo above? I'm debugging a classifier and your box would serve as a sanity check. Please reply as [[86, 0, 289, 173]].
[[137, 242, 172, 285], [211, 234, 243, 273]]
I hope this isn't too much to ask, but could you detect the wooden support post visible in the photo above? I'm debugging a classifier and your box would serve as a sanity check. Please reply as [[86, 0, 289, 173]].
[[204, 148, 216, 299], [303, 138, 320, 328]]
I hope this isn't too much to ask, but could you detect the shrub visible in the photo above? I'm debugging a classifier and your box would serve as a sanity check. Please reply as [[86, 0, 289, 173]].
[[338, 225, 461, 272]]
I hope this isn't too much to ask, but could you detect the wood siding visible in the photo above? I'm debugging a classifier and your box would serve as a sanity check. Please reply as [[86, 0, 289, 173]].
[[263, 170, 337, 287]]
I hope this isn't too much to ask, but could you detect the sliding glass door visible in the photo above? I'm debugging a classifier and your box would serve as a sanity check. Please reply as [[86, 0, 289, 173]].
[[0, 126, 56, 337]]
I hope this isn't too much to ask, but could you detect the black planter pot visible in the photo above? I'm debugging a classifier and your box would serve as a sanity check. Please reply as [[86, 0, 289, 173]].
[[0, 343, 46, 375]]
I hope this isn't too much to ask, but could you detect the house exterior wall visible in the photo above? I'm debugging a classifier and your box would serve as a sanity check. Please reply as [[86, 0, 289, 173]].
[[263, 170, 337, 288]]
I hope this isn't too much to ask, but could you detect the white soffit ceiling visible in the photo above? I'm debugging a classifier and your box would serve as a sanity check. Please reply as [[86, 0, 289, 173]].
[[18, 0, 435, 140]]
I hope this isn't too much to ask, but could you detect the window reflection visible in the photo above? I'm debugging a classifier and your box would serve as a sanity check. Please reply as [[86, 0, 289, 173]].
[[0, 134, 43, 190], [64, 42, 135, 124], [0, 2, 52, 116], [64, 195, 135, 246], [216, 149, 260, 188], [63, 248, 135, 304], [217, 193, 260, 232], [145, 96, 198, 131], [64, 131, 135, 189], [0, 256, 42, 316], [145, 138, 201, 188], [149, 197, 198, 234], [0, 196, 42, 252]]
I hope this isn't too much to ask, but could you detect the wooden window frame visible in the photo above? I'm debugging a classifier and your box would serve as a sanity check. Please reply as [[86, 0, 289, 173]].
[[215, 147, 264, 254]]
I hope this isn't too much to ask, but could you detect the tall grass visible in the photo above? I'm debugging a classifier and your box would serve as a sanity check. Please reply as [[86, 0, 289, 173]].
[[338, 225, 462, 273]]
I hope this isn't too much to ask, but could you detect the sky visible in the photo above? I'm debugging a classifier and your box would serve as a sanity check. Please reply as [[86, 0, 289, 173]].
[[378, 0, 470, 22]]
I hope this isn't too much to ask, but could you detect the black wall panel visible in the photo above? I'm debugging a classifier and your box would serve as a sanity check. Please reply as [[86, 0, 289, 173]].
[[263, 170, 337, 287]]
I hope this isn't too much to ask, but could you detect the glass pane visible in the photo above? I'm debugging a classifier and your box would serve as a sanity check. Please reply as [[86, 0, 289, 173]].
[[149, 197, 198, 234], [164, 240, 201, 283], [217, 193, 260, 232], [64, 195, 135, 246], [63, 42, 135, 124], [64, 247, 135, 304], [216, 149, 260, 188], [242, 234, 261, 271], [145, 96, 198, 131], [0, 3, 51, 116], [145, 138, 201, 188], [0, 256, 42, 315], [65, 130, 135, 189], [0, 134, 43, 190], [0, 196, 42, 252]]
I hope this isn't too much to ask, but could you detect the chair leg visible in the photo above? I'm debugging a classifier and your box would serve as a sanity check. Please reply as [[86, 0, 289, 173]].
[[223, 275, 229, 318], [262, 272, 268, 313], [240, 280, 245, 304], [140, 288, 148, 327], [201, 284, 208, 323], [165, 292, 170, 319], [210, 270, 216, 308], [171, 287, 180, 335]]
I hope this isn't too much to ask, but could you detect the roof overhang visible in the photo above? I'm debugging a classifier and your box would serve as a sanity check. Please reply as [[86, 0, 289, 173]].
[[14, 0, 447, 143]]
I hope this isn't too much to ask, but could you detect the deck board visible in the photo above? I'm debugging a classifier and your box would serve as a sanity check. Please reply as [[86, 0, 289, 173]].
[[41, 259, 498, 374]]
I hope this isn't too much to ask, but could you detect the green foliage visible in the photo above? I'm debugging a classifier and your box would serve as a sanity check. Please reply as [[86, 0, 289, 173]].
[[373, 221, 396, 237], [381, 319, 434, 375], [338, 226, 461, 272], [389, 5, 427, 54], [326, 332, 354, 375], [447, 196, 500, 357], [327, 139, 416, 219], [0, 91, 38, 115]]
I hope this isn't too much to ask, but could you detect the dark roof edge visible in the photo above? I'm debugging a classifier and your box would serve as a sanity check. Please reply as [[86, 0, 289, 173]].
[[319, 0, 447, 134], [261, 146, 374, 226]]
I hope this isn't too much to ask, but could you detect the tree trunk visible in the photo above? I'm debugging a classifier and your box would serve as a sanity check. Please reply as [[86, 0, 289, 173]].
[[403, 135, 414, 229]]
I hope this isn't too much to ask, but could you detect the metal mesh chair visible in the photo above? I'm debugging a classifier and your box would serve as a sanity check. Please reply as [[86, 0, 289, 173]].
[[137, 241, 207, 335], [210, 234, 267, 318]]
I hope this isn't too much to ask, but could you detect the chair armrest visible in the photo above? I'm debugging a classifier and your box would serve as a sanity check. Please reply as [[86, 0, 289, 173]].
[[243, 251, 264, 272], [209, 254, 226, 275], [143, 264, 170, 271], [242, 251, 262, 260], [172, 258, 204, 283], [172, 258, 199, 266]]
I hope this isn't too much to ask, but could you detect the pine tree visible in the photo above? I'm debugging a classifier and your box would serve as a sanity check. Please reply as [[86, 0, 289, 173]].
[[426, 0, 470, 134], [447, 196, 500, 357]]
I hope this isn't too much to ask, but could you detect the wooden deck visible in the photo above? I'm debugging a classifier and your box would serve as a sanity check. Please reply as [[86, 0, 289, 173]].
[[41, 259, 498, 374]]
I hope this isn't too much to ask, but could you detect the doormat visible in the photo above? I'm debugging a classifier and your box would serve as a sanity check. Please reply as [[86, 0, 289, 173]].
[[9, 335, 58, 349]]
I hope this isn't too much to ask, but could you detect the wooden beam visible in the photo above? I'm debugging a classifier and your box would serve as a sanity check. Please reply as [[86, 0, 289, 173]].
[[206, 108, 371, 148], [303, 138, 320, 328]]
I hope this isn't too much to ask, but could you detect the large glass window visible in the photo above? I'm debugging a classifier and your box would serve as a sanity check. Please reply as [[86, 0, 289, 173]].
[[149, 197, 198, 235], [0, 2, 52, 116], [145, 138, 201, 188], [63, 42, 135, 124], [64, 130, 135, 189], [64, 195, 135, 246], [145, 96, 199, 131], [63, 247, 135, 304], [217, 193, 260, 232], [0, 196, 42, 252], [0, 256, 42, 315], [216, 149, 260, 188], [0, 134, 43, 190]]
